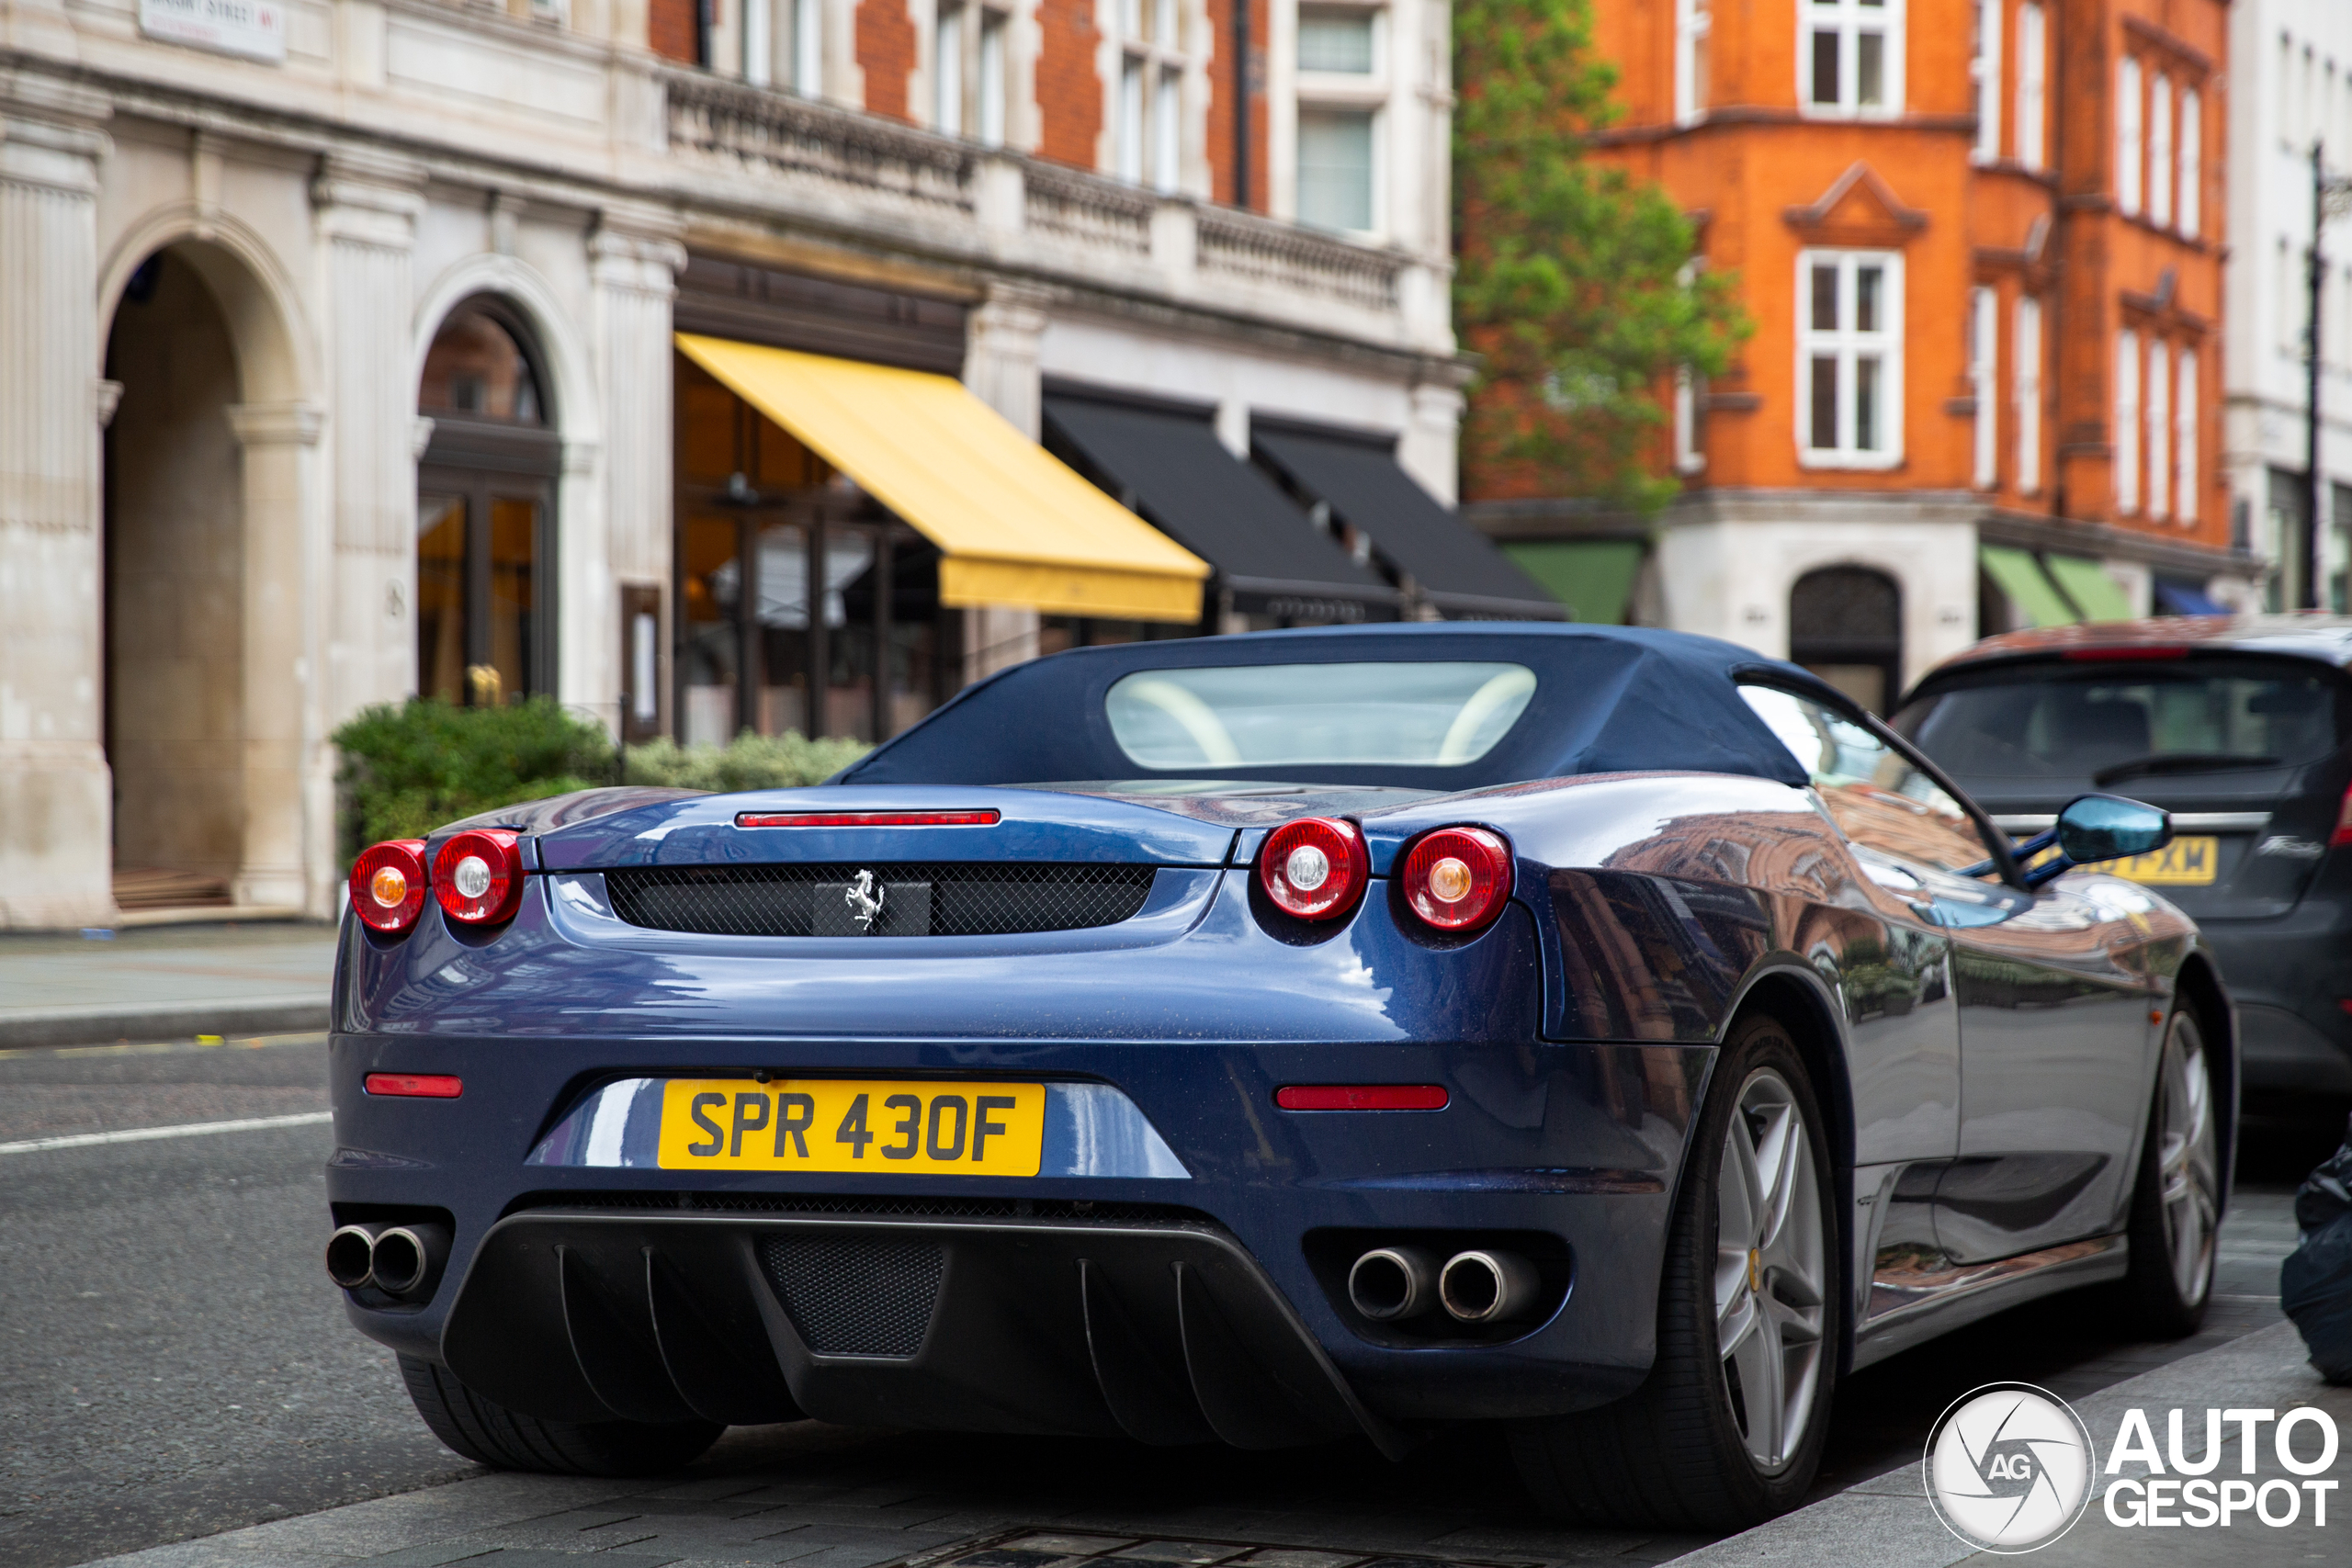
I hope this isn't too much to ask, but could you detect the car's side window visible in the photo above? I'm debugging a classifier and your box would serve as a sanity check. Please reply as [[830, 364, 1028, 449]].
[[1740, 683, 2002, 876]]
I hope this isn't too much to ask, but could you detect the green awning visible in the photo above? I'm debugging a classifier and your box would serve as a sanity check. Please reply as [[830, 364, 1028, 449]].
[[1981, 546, 2079, 628], [2044, 554, 2138, 623], [1500, 540, 1645, 624]]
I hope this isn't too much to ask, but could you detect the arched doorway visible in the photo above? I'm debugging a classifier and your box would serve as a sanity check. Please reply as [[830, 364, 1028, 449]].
[[1790, 566, 1903, 714], [102, 237, 312, 914], [416, 300, 559, 705], [103, 250, 243, 910]]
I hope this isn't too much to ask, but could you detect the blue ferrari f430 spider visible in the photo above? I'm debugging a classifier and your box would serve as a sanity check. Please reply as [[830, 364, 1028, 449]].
[[327, 624, 2230, 1529]]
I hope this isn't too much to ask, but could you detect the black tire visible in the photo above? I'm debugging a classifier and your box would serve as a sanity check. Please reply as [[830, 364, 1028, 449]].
[[399, 1354, 724, 1476], [2116, 1007, 2220, 1339], [1510, 1016, 1841, 1530]]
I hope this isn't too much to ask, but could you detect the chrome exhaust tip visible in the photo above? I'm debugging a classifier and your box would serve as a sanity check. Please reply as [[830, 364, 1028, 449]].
[[1439, 1248, 1541, 1324], [325, 1224, 380, 1292], [368, 1223, 450, 1300], [1348, 1245, 1440, 1320]]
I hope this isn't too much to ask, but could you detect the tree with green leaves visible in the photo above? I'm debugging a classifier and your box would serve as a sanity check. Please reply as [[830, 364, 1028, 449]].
[[1453, 0, 1747, 513]]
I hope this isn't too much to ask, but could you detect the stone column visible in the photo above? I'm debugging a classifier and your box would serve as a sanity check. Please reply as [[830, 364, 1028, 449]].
[[1398, 371, 1466, 506], [225, 401, 325, 911], [311, 151, 424, 733], [958, 284, 1050, 682], [587, 210, 684, 736], [0, 81, 112, 928]]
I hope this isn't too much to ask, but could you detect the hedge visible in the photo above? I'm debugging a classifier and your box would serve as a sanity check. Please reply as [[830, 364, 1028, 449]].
[[334, 697, 872, 856]]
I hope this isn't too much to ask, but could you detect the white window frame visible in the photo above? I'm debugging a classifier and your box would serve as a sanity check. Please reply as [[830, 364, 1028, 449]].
[[2148, 73, 2173, 229], [1113, 0, 1190, 189], [2115, 328, 2141, 514], [2146, 337, 2170, 520], [2178, 86, 2200, 237], [2016, 3, 2045, 170], [930, 0, 1012, 139], [2117, 55, 2143, 217], [1799, 0, 1904, 119], [2015, 294, 2042, 494], [1677, 0, 1713, 125], [935, 3, 965, 133], [2176, 347, 2199, 527], [1972, 0, 2001, 163], [1796, 248, 1905, 470], [978, 11, 1007, 144], [1970, 286, 1997, 488]]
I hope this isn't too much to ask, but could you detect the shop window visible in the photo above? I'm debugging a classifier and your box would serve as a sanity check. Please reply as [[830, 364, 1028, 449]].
[[673, 354, 953, 745], [1801, 0, 1902, 118], [1797, 249, 1903, 468], [416, 301, 558, 707]]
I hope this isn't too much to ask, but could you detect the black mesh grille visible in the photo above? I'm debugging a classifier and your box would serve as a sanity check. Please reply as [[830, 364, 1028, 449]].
[[514, 1190, 1208, 1225], [603, 863, 1158, 937], [758, 1235, 944, 1356]]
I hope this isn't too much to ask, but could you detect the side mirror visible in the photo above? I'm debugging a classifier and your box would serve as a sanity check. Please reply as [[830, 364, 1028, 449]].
[[2056, 794, 2173, 864]]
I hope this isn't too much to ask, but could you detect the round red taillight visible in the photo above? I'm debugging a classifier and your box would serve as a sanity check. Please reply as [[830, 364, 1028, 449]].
[[433, 829, 525, 926], [1399, 826, 1512, 931], [1259, 817, 1370, 921], [350, 840, 429, 934]]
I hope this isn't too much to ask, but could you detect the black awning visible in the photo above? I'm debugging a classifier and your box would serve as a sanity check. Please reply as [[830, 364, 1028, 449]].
[[1044, 395, 1401, 621], [1252, 427, 1566, 618]]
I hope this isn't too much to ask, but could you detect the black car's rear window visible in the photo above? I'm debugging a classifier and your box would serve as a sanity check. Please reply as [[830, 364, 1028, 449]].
[[1894, 658, 2347, 782]]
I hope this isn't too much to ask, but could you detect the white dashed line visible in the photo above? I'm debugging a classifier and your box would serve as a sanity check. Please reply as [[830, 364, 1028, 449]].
[[0, 1111, 333, 1156]]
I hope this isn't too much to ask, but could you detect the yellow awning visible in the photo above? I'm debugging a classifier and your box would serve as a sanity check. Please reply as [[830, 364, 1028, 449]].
[[675, 333, 1208, 623]]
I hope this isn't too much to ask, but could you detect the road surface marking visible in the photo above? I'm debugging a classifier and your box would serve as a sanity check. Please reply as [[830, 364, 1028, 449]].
[[0, 1111, 332, 1156]]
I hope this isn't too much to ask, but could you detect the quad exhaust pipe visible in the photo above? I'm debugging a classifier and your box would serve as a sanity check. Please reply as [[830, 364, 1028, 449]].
[[1347, 1244, 1541, 1324], [325, 1221, 450, 1301]]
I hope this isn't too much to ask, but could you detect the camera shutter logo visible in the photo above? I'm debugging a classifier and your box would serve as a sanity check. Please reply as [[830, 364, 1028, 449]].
[[1924, 1382, 2097, 1552]]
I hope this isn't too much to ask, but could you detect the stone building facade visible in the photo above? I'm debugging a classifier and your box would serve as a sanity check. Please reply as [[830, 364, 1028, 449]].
[[0, 0, 1468, 927]]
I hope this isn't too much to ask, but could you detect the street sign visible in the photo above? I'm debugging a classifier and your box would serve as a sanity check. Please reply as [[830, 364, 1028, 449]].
[[137, 0, 286, 62]]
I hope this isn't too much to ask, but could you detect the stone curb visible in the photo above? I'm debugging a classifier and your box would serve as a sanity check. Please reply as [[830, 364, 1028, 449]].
[[0, 998, 330, 1050]]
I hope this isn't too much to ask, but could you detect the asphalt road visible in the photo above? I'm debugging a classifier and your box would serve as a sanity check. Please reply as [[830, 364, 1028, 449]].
[[0, 1036, 2323, 1568]]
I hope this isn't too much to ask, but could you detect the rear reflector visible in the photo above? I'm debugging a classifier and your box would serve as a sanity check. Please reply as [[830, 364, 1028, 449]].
[[736, 809, 1001, 828], [365, 1073, 462, 1099], [2061, 647, 2189, 661], [1276, 1084, 1448, 1111]]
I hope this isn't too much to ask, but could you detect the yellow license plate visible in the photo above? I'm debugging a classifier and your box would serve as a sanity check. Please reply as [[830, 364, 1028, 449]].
[[657, 1078, 1047, 1175], [2097, 835, 2219, 886]]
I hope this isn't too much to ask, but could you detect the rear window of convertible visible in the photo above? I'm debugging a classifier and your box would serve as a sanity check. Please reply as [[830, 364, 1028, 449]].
[[1103, 661, 1538, 769]]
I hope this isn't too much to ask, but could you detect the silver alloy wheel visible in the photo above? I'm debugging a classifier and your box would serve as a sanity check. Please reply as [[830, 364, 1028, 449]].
[[2156, 1012, 2220, 1308], [1713, 1066, 1826, 1475]]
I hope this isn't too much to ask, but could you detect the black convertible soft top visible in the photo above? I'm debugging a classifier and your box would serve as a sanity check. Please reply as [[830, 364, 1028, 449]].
[[838, 623, 1821, 793]]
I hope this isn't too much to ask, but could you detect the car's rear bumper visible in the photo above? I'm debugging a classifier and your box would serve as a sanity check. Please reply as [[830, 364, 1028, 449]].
[[2195, 901, 2352, 1092], [440, 1206, 1412, 1452]]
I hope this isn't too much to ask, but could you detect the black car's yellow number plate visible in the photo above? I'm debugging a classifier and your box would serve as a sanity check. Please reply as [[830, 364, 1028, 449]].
[[2096, 835, 2218, 886], [656, 1078, 1047, 1175]]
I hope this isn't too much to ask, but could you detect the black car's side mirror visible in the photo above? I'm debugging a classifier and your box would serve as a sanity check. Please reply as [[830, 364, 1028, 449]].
[[2018, 794, 2173, 888]]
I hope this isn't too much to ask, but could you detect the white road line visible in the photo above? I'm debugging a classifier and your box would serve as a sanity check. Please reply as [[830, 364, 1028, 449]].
[[0, 1111, 332, 1156]]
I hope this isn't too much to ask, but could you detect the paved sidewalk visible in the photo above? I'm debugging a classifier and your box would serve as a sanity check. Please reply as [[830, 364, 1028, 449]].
[[0, 923, 339, 1048]]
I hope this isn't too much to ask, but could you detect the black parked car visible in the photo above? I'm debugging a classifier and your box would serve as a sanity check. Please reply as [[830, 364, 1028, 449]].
[[1897, 617, 2352, 1096]]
